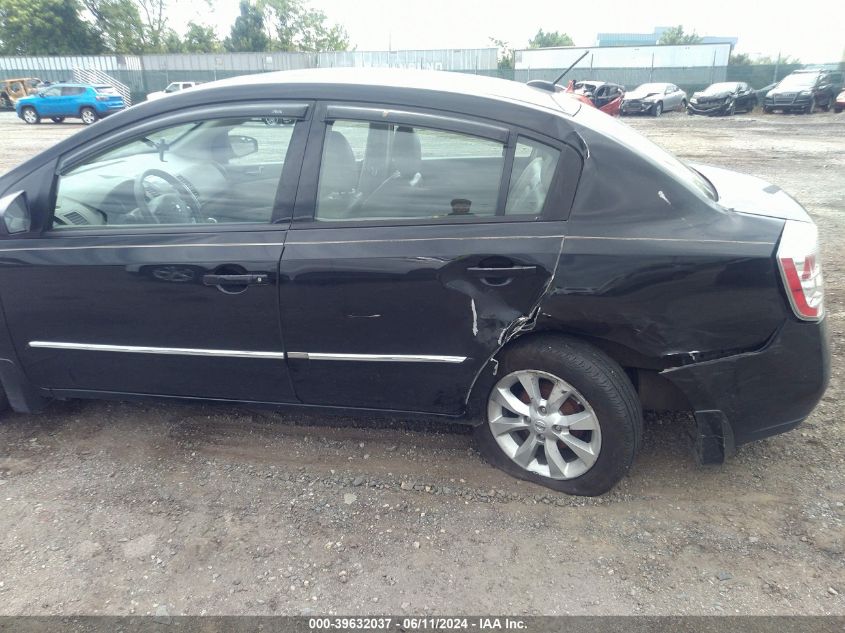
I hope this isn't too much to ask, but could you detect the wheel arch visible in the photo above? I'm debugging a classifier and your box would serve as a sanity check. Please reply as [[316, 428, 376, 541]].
[[464, 328, 692, 422]]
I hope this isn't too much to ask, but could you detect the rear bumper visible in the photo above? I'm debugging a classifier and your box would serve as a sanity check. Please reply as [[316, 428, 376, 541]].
[[94, 104, 125, 116], [661, 317, 830, 462]]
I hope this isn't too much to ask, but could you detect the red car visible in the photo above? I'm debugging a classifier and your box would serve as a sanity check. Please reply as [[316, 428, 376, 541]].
[[565, 80, 624, 116], [835, 89, 845, 113]]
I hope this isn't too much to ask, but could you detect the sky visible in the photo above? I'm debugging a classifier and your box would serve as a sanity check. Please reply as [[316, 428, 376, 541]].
[[173, 0, 845, 63]]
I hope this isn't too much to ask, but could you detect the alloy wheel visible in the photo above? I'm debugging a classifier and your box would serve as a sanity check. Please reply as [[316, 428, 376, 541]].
[[23, 108, 38, 124], [81, 109, 97, 125], [487, 370, 602, 480]]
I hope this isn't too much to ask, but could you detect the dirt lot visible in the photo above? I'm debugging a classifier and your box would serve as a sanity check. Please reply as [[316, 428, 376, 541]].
[[0, 109, 843, 617]]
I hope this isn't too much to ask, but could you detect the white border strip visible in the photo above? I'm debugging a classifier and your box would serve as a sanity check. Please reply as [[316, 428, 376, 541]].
[[287, 352, 465, 363], [28, 341, 286, 359]]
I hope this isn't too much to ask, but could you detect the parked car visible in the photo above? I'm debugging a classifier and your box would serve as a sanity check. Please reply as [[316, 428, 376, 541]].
[[763, 69, 844, 114], [1, 77, 43, 108], [146, 81, 200, 101], [620, 82, 687, 116], [0, 69, 829, 495], [15, 83, 125, 125], [835, 88, 845, 113], [687, 82, 757, 116], [569, 80, 625, 116]]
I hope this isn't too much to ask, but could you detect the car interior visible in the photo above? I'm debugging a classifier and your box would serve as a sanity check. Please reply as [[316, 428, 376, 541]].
[[51, 114, 561, 229], [53, 117, 295, 228], [316, 121, 560, 221]]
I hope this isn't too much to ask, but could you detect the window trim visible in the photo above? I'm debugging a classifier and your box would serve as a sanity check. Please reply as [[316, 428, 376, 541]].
[[47, 101, 313, 234], [294, 101, 579, 227]]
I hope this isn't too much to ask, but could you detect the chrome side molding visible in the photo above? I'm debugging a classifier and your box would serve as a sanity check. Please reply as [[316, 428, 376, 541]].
[[28, 341, 286, 360]]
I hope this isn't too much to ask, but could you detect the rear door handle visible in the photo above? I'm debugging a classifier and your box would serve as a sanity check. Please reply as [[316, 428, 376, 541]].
[[466, 265, 537, 278], [202, 273, 270, 286]]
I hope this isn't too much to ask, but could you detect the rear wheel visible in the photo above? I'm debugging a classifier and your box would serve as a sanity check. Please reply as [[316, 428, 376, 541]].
[[80, 107, 98, 125], [475, 336, 642, 496], [51, 116, 65, 123], [21, 106, 40, 124], [1, 94, 11, 108], [0, 386, 8, 414], [679, 99, 687, 112], [835, 105, 843, 113], [763, 106, 773, 114], [652, 101, 663, 117]]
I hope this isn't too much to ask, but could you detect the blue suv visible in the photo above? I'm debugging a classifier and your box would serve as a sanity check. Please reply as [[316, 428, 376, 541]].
[[16, 83, 125, 125]]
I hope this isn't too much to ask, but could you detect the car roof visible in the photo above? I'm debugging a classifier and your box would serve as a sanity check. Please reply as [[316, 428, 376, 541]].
[[195, 68, 581, 116]]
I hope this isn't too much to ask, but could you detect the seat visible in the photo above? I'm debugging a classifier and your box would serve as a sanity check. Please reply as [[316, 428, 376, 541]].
[[505, 152, 557, 215], [356, 126, 424, 216], [317, 130, 360, 218]]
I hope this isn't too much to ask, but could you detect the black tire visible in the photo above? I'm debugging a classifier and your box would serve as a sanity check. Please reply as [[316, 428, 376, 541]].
[[21, 106, 40, 124], [726, 101, 736, 116], [679, 99, 687, 112], [763, 106, 773, 114], [0, 386, 8, 414], [80, 107, 98, 125], [51, 116, 65, 123], [652, 101, 663, 117], [0, 94, 11, 108], [474, 335, 642, 496], [835, 106, 843, 113]]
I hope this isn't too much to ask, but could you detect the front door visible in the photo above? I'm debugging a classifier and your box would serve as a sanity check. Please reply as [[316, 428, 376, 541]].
[[279, 106, 576, 414], [0, 105, 309, 403]]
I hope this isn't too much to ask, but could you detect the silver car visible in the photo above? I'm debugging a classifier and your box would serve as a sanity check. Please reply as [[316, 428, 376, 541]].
[[621, 82, 687, 117]]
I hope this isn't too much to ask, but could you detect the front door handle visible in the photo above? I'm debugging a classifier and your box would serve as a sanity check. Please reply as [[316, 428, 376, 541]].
[[202, 273, 270, 286], [466, 265, 537, 278]]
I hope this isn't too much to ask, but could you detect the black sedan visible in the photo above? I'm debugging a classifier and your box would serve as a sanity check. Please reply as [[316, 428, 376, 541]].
[[687, 81, 757, 115], [0, 69, 829, 495]]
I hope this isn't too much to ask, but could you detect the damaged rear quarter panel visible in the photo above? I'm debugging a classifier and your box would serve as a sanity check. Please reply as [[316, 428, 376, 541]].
[[536, 125, 789, 368]]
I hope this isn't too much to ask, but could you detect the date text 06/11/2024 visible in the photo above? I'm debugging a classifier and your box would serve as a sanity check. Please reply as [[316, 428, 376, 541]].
[[308, 617, 527, 630]]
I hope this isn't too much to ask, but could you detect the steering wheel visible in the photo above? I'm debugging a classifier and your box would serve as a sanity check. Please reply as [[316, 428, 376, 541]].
[[133, 168, 203, 224]]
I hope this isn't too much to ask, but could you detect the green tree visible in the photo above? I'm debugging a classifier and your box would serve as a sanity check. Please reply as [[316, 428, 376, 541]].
[[82, 0, 145, 53], [729, 52, 752, 65], [261, 0, 349, 52], [489, 37, 514, 70], [528, 29, 573, 48], [0, 0, 102, 54], [224, 0, 270, 52], [182, 22, 221, 53], [658, 25, 702, 45]]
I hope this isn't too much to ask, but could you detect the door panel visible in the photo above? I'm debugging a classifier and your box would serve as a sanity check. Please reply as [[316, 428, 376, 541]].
[[0, 107, 310, 403], [279, 223, 564, 413], [0, 230, 295, 402]]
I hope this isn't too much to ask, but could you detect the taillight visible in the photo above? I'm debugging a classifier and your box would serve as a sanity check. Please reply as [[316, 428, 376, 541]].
[[777, 220, 824, 321]]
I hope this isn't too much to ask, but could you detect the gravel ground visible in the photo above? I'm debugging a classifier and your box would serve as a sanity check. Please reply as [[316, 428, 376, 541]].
[[0, 108, 843, 616]]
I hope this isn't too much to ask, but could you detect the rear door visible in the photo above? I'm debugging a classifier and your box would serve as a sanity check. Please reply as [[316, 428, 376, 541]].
[[279, 104, 581, 414], [0, 102, 309, 403]]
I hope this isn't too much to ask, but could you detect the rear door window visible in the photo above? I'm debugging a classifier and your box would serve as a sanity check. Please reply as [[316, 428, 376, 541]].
[[316, 121, 506, 221]]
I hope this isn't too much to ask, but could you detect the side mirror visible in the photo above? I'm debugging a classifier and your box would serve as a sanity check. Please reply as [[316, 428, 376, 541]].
[[0, 191, 32, 236], [229, 135, 259, 159]]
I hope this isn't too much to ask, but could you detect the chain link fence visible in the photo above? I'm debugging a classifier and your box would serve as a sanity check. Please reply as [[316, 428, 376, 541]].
[[1, 52, 841, 105]]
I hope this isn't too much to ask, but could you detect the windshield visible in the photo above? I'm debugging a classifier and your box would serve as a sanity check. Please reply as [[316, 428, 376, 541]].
[[702, 82, 738, 94], [574, 82, 599, 93], [777, 73, 817, 89], [633, 83, 666, 94]]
